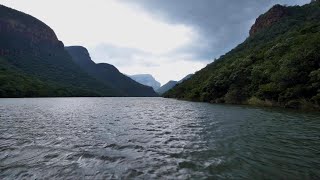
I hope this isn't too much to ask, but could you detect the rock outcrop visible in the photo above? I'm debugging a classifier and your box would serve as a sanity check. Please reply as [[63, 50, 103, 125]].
[[0, 5, 61, 46], [249, 4, 288, 36]]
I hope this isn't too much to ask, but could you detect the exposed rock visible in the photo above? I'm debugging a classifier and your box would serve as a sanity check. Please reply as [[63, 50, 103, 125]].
[[0, 5, 59, 45], [249, 4, 288, 36], [0, 4, 64, 61]]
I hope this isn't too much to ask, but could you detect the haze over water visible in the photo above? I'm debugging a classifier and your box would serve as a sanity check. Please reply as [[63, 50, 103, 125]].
[[0, 98, 320, 179]]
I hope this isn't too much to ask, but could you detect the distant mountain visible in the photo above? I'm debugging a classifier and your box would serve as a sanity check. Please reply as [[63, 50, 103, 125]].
[[129, 74, 161, 91], [178, 74, 193, 83], [65, 46, 158, 97], [157, 74, 193, 95], [165, 2, 320, 110], [0, 4, 119, 97], [156, 81, 178, 95]]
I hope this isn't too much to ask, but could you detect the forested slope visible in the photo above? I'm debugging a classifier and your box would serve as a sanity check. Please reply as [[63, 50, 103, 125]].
[[165, 2, 320, 110]]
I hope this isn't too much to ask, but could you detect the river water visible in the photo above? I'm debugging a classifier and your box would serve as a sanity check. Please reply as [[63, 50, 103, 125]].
[[0, 97, 319, 179]]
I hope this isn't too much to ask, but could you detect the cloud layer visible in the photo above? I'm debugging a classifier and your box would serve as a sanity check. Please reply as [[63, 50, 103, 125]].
[[92, 0, 309, 84], [124, 0, 310, 59]]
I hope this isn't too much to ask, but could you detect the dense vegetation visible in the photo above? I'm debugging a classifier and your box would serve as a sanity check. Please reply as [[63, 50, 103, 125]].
[[0, 58, 101, 97], [165, 2, 320, 110]]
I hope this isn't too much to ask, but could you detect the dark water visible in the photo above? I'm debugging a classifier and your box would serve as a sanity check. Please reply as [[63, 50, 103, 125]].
[[0, 98, 320, 179]]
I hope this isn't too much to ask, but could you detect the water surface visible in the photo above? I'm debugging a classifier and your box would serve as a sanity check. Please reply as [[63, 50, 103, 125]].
[[0, 98, 320, 179]]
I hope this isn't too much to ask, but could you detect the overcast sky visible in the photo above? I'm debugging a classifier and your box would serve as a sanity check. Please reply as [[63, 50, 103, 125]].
[[0, 0, 310, 85]]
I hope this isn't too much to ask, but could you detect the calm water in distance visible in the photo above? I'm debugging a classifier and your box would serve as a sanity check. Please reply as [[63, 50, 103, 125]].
[[0, 97, 320, 179]]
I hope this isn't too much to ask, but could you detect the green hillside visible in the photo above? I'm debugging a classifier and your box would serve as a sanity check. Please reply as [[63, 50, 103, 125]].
[[0, 57, 101, 97], [165, 2, 320, 110]]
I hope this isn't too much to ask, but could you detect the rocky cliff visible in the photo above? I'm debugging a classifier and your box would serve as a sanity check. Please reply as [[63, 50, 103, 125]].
[[0, 5, 62, 47], [0, 19, 59, 44], [249, 4, 288, 36]]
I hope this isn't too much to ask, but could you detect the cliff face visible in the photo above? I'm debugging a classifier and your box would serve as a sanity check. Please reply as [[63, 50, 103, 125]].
[[249, 4, 288, 36], [0, 5, 66, 62], [0, 19, 59, 44], [0, 5, 61, 46]]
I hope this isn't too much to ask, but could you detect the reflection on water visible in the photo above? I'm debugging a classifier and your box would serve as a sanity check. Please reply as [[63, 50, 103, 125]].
[[0, 97, 320, 179]]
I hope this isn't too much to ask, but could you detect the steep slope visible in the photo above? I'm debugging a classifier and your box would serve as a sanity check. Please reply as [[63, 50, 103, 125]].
[[249, 4, 288, 36], [165, 2, 320, 110], [130, 74, 161, 91], [65, 46, 158, 97], [0, 4, 118, 97], [157, 74, 193, 95], [178, 74, 193, 83], [157, 81, 178, 95]]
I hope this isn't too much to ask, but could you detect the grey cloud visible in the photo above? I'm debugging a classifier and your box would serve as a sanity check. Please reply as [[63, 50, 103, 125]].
[[123, 0, 310, 61]]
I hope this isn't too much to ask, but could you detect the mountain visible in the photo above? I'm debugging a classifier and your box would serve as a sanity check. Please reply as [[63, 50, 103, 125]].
[[129, 74, 161, 91], [0, 4, 120, 97], [0, 4, 157, 97], [178, 74, 193, 83], [165, 2, 320, 110], [65, 46, 158, 97], [156, 81, 178, 95], [157, 74, 193, 95]]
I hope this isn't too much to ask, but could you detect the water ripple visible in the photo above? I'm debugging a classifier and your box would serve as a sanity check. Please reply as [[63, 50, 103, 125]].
[[0, 97, 320, 179]]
